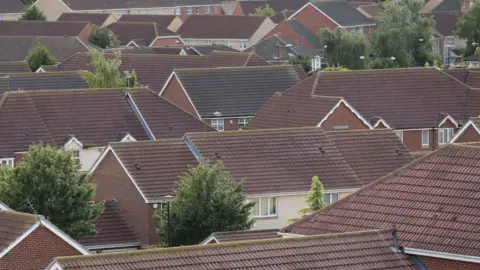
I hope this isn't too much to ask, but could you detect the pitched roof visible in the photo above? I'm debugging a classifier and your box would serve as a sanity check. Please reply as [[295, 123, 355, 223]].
[[177, 15, 268, 39], [0, 71, 88, 94], [284, 144, 480, 258], [118, 14, 178, 28], [432, 0, 461, 13], [445, 68, 480, 88], [170, 65, 304, 117], [49, 228, 418, 270], [60, 0, 219, 10], [202, 229, 281, 243], [56, 13, 112, 26], [284, 19, 321, 48], [0, 61, 30, 73], [247, 34, 318, 62], [431, 12, 460, 36], [0, 211, 37, 254], [0, 21, 90, 37], [0, 0, 24, 14], [357, 4, 383, 18], [184, 44, 239, 55], [108, 22, 178, 46], [270, 10, 296, 23], [206, 51, 269, 67], [77, 201, 141, 248], [250, 67, 480, 129], [237, 0, 308, 15], [309, 0, 375, 27]]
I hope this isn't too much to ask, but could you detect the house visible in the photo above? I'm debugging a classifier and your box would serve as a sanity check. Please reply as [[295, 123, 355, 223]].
[[422, 0, 461, 13], [0, 205, 90, 270], [0, 36, 91, 62], [288, 0, 376, 35], [46, 228, 419, 270], [159, 65, 305, 129], [0, 87, 210, 171], [56, 13, 117, 27], [0, 0, 24, 21], [0, 21, 93, 41], [177, 15, 276, 51], [117, 14, 183, 32], [461, 0, 475, 10], [33, 0, 224, 21], [450, 117, 480, 143], [431, 12, 464, 67], [0, 71, 88, 94], [38, 51, 269, 92], [76, 201, 142, 253], [247, 67, 480, 153], [0, 61, 30, 73], [270, 10, 296, 23], [232, 0, 309, 16], [283, 143, 480, 270], [201, 229, 281, 244], [107, 22, 184, 47], [462, 54, 480, 67]]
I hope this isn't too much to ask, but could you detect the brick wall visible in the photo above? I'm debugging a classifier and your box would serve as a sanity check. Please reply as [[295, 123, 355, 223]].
[[178, 5, 223, 15], [320, 102, 369, 131], [419, 255, 480, 270], [454, 125, 480, 143], [292, 4, 337, 34], [0, 227, 81, 270], [160, 76, 199, 117], [263, 23, 316, 50]]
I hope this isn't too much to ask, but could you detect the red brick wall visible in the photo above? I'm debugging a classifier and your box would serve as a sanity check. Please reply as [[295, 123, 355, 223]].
[[91, 152, 155, 245], [455, 125, 480, 143], [263, 23, 315, 49], [0, 227, 81, 270], [150, 37, 185, 46], [401, 120, 458, 152], [232, 3, 244, 15], [78, 23, 93, 41], [206, 118, 241, 131], [292, 4, 338, 34], [160, 76, 199, 118], [320, 102, 369, 131], [419, 255, 480, 270], [14, 152, 24, 167]]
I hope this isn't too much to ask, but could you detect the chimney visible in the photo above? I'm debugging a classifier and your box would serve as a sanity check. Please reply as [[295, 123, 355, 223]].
[[275, 40, 280, 58]]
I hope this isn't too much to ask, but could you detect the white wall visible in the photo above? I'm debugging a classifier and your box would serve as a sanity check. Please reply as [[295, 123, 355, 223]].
[[63, 140, 104, 172]]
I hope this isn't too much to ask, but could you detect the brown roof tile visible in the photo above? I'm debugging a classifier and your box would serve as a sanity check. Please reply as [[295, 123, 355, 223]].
[[56, 13, 112, 26], [431, 11, 460, 36], [50, 228, 418, 270], [118, 14, 177, 28], [0, 21, 91, 37], [445, 68, 480, 88], [0, 211, 37, 254], [0, 61, 30, 73], [238, 0, 308, 15], [205, 229, 281, 243], [284, 144, 480, 257], [61, 0, 220, 10], [0, 0, 24, 14], [108, 22, 178, 46]]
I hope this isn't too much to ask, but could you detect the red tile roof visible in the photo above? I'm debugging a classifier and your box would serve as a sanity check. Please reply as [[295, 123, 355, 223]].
[[431, 11, 460, 36], [0, 0, 24, 14], [56, 13, 112, 26], [203, 229, 281, 243], [118, 14, 177, 28], [107, 22, 178, 46], [237, 0, 308, 15], [284, 144, 480, 257], [49, 228, 418, 270], [0, 61, 30, 73], [0, 211, 37, 253], [445, 68, 480, 88]]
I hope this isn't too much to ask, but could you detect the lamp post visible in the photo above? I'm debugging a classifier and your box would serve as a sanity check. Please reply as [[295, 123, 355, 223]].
[[164, 195, 173, 247]]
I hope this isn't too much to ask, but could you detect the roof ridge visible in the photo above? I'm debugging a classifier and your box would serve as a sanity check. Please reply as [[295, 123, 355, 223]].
[[5, 87, 148, 95], [1, 71, 83, 77], [187, 126, 322, 137], [110, 138, 186, 147], [174, 65, 297, 73], [0, 209, 37, 220], [153, 22, 159, 37], [214, 229, 278, 235]]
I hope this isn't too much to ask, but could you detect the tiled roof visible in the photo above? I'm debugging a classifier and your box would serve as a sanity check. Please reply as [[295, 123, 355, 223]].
[[445, 68, 480, 88], [177, 15, 268, 39], [310, 0, 375, 27], [238, 0, 308, 15], [270, 10, 296, 23], [77, 201, 140, 248], [206, 51, 269, 67], [50, 228, 418, 270], [431, 12, 460, 36], [108, 22, 178, 46], [0, 211, 37, 254], [205, 229, 281, 243], [118, 14, 177, 28], [110, 139, 199, 201], [432, 0, 460, 13], [0, 21, 90, 37], [247, 34, 317, 62], [172, 65, 304, 117], [250, 67, 480, 129], [61, 0, 220, 10], [0, 71, 88, 94], [284, 19, 321, 48], [357, 4, 384, 18], [284, 144, 480, 257], [0, 0, 24, 14], [56, 13, 112, 26], [0, 61, 30, 73], [185, 44, 239, 55]]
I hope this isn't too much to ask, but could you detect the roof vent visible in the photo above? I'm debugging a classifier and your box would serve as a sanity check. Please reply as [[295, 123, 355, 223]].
[[395, 149, 402, 155], [214, 152, 221, 159], [134, 163, 141, 170], [318, 146, 325, 153], [169, 125, 173, 130], [25, 132, 29, 136]]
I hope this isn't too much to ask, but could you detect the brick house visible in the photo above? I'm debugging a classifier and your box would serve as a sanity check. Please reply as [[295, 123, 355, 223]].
[[107, 22, 184, 47], [431, 12, 464, 67], [159, 65, 305, 130], [232, 0, 308, 16], [0, 205, 90, 270], [0, 20, 93, 41], [283, 143, 480, 270], [451, 117, 480, 143]]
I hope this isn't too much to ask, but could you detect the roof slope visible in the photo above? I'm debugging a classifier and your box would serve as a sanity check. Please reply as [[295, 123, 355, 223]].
[[172, 65, 304, 117], [432, 11, 460, 36], [284, 19, 322, 48], [311, 0, 375, 27], [432, 0, 461, 13], [61, 0, 219, 10], [0, 62, 30, 73], [1, 0, 24, 14], [108, 22, 178, 46], [56, 13, 111, 26], [205, 229, 281, 243], [0, 211, 36, 253], [118, 14, 177, 28], [178, 15, 268, 39], [185, 44, 239, 55], [0, 71, 88, 94], [445, 68, 480, 88], [238, 0, 308, 15], [50, 228, 417, 270], [247, 34, 317, 61], [284, 144, 480, 257], [110, 139, 198, 201], [0, 21, 90, 37]]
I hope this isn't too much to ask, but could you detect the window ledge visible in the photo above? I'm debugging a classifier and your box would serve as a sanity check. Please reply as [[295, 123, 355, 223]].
[[253, 215, 278, 220]]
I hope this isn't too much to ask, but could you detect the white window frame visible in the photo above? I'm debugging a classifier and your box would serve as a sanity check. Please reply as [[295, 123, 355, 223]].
[[196, 7, 199, 14], [240, 41, 247, 50], [145, 8, 150, 14], [251, 197, 277, 217], [324, 193, 339, 205], [421, 129, 429, 147], [0, 158, 14, 168], [311, 57, 321, 70], [187, 7, 192, 15], [157, 8, 162, 14], [438, 128, 454, 145], [359, 26, 364, 34], [238, 117, 252, 129], [175, 6, 181, 15], [72, 150, 80, 165], [395, 130, 404, 142], [206, 6, 210, 13], [210, 118, 224, 131], [470, 0, 474, 7], [227, 40, 232, 47]]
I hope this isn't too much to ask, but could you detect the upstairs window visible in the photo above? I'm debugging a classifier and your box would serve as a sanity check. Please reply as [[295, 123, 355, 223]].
[[175, 6, 181, 15], [196, 7, 199, 14], [240, 41, 247, 50], [72, 150, 80, 165], [146, 8, 150, 14], [359, 26, 364, 34], [324, 193, 339, 205], [251, 197, 277, 217], [187, 7, 192, 14], [0, 158, 14, 168], [158, 8, 162, 14], [206, 6, 210, 13], [238, 117, 252, 129], [210, 119, 224, 131], [446, 36, 454, 47], [422, 129, 429, 147], [438, 128, 454, 145]]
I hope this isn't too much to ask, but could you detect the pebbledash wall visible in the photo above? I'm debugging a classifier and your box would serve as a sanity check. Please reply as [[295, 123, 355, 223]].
[[418, 256, 480, 270]]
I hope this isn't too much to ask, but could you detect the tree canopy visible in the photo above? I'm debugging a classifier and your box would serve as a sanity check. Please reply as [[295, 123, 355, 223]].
[[0, 145, 103, 238], [26, 42, 56, 71], [19, 5, 47, 21], [456, 1, 480, 57], [250, 4, 275, 16], [154, 161, 254, 246], [289, 54, 312, 74], [288, 176, 326, 222], [88, 25, 120, 49]]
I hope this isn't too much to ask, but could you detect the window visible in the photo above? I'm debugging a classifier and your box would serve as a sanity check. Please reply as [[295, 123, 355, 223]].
[[446, 36, 454, 47], [72, 150, 80, 165], [210, 119, 224, 131], [0, 158, 14, 168], [238, 117, 251, 129], [175, 6, 181, 14], [206, 6, 210, 13], [422, 129, 429, 147], [359, 26, 364, 34], [157, 8, 162, 14], [351, 27, 356, 34], [9, 15, 16, 20], [146, 8, 151, 14], [438, 128, 454, 145], [227, 40, 232, 47], [311, 57, 321, 70], [196, 7, 199, 14], [324, 193, 339, 205], [251, 197, 277, 217], [395, 130, 403, 142], [187, 7, 192, 14], [240, 41, 247, 50]]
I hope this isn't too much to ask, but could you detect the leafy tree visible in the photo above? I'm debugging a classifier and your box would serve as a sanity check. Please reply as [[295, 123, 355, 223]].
[[457, 1, 480, 57], [323, 66, 349, 71], [250, 4, 275, 16], [368, 58, 400, 69], [0, 144, 104, 238], [78, 50, 139, 88], [288, 176, 326, 222], [22, 0, 35, 5], [26, 42, 56, 71], [88, 25, 120, 49], [372, 0, 437, 67], [19, 5, 47, 21], [289, 54, 312, 74], [319, 28, 370, 70], [154, 161, 254, 246]]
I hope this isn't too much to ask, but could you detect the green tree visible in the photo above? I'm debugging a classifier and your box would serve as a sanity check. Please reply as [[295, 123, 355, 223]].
[[250, 4, 275, 16], [319, 28, 371, 70], [323, 66, 349, 71], [22, 0, 35, 5], [78, 50, 139, 88], [88, 25, 120, 49], [368, 58, 400, 69], [372, 0, 437, 67], [457, 0, 480, 57], [154, 161, 254, 246], [289, 54, 312, 74], [26, 42, 56, 71], [19, 5, 47, 21], [0, 145, 104, 238], [288, 176, 326, 222]]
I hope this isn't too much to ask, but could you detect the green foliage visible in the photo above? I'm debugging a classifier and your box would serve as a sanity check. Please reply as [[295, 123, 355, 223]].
[[289, 54, 312, 74], [19, 5, 47, 21], [78, 50, 139, 88], [88, 25, 120, 49], [475, 47, 480, 55], [22, 0, 36, 5], [154, 161, 254, 246], [288, 176, 326, 222], [249, 4, 275, 16], [322, 66, 349, 71], [26, 42, 56, 71], [0, 144, 104, 238], [319, 28, 370, 70], [457, 1, 480, 57], [372, 0, 437, 67], [368, 58, 400, 69]]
